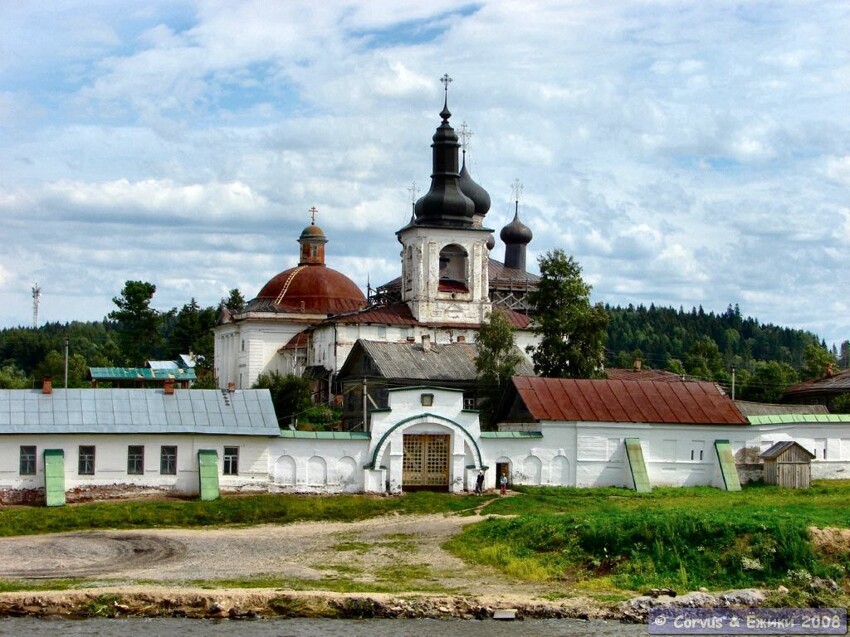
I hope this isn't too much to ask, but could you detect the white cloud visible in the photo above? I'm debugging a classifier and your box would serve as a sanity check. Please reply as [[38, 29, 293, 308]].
[[0, 0, 848, 347]]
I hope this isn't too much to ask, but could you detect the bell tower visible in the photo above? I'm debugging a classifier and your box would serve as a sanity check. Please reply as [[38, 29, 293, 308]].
[[397, 75, 492, 324]]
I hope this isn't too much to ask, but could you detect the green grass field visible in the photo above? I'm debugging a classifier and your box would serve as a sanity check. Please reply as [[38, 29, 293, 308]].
[[1, 482, 848, 598], [447, 481, 850, 594]]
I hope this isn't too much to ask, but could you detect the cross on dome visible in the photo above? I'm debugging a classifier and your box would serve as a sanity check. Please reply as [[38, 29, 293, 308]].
[[309, 206, 318, 225], [458, 121, 472, 153]]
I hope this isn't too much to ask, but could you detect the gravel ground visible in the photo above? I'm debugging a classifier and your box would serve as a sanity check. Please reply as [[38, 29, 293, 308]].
[[0, 515, 611, 617], [0, 512, 560, 600]]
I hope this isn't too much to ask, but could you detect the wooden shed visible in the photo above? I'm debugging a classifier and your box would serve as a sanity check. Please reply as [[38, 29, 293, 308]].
[[760, 441, 816, 489]]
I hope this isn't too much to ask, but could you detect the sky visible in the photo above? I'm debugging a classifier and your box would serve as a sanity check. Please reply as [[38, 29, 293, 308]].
[[1, 1, 848, 349]]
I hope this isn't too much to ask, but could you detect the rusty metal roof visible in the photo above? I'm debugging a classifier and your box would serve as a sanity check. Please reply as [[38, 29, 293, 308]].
[[783, 368, 850, 397], [248, 264, 367, 315], [605, 367, 690, 382], [510, 376, 747, 425]]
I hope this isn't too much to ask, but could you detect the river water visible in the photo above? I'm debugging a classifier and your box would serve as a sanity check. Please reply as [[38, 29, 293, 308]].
[[0, 617, 650, 636]]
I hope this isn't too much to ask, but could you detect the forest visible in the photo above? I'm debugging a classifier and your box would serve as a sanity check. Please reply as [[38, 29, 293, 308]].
[[1, 282, 847, 406]]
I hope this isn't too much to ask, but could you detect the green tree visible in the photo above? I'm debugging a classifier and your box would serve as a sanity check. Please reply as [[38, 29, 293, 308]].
[[108, 281, 162, 366], [475, 309, 523, 426], [801, 342, 836, 380], [35, 350, 89, 387], [222, 288, 245, 313], [0, 364, 29, 389], [252, 371, 312, 428], [526, 249, 608, 378], [740, 361, 798, 403], [168, 298, 216, 372], [684, 336, 724, 380]]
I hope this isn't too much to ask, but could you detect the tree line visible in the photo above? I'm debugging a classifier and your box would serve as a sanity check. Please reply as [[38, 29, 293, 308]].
[[605, 303, 849, 402], [0, 282, 246, 389]]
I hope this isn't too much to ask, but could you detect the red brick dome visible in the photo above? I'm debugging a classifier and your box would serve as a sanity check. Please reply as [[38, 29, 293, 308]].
[[252, 264, 366, 315]]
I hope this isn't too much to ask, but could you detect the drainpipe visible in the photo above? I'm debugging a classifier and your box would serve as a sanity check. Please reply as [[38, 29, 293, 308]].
[[362, 377, 368, 432]]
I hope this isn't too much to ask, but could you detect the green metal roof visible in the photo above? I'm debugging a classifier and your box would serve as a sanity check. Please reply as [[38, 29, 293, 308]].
[[278, 430, 371, 440], [747, 414, 850, 425], [89, 367, 197, 381], [480, 431, 543, 438]]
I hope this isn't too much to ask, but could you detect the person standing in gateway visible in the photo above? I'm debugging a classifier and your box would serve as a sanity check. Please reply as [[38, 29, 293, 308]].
[[475, 470, 485, 495], [500, 474, 508, 496]]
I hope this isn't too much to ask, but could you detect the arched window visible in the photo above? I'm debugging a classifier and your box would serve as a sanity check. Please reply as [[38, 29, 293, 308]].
[[438, 244, 468, 293]]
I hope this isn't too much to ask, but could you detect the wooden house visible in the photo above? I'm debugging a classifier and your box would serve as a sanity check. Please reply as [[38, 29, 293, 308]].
[[760, 441, 815, 488]]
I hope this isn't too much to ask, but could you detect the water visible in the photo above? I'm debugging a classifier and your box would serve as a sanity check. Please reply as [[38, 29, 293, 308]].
[[0, 617, 650, 636]]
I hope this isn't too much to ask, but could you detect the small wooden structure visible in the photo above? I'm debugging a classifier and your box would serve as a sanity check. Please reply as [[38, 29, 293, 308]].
[[760, 441, 815, 489]]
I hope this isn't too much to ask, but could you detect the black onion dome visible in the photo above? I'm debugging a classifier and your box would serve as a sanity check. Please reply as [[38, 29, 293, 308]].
[[500, 211, 533, 245], [414, 101, 475, 227], [458, 155, 491, 218]]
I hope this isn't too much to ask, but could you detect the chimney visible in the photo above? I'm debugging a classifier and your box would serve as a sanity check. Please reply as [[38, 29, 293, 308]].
[[633, 359, 642, 371], [42, 377, 53, 394], [164, 379, 175, 395], [421, 334, 431, 352], [227, 382, 236, 393]]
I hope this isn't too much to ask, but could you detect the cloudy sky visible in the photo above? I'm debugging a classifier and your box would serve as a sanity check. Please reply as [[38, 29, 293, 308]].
[[1, 1, 848, 347]]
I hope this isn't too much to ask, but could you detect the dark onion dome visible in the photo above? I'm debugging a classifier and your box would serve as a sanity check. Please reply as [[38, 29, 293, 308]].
[[250, 265, 366, 315], [500, 210, 533, 245], [414, 102, 476, 227], [486, 233, 496, 250], [458, 154, 491, 219]]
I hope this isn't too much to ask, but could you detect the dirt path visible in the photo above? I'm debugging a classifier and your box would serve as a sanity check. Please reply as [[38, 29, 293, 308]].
[[0, 512, 550, 597], [0, 511, 619, 619]]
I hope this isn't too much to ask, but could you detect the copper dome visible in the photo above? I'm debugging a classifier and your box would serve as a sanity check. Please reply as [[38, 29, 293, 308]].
[[253, 265, 367, 315]]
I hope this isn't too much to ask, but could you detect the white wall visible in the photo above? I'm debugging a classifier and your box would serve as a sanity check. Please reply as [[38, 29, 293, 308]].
[[0, 434, 272, 503]]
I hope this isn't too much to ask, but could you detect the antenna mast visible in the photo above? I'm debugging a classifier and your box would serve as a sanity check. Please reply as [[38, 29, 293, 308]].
[[32, 283, 41, 329]]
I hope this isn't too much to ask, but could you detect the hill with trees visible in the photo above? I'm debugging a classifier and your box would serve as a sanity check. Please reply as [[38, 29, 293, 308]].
[[605, 303, 848, 402]]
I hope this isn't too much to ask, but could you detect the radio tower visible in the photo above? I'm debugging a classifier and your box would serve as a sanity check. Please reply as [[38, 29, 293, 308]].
[[32, 283, 41, 329]]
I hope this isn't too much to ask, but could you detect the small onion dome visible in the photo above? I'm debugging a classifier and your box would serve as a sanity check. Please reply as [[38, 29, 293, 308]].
[[458, 156, 491, 218], [253, 265, 366, 315], [500, 211, 533, 245], [299, 223, 327, 242], [486, 233, 496, 250]]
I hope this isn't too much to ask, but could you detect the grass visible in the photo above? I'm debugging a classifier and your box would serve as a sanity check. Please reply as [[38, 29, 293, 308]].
[[3, 482, 849, 598], [0, 490, 485, 538], [445, 481, 850, 593]]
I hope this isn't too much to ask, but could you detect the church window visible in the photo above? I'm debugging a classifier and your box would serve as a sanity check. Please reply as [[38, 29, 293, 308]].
[[421, 393, 434, 407]]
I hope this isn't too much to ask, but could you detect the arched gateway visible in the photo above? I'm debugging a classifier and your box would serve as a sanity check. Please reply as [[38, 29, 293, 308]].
[[365, 388, 484, 494]]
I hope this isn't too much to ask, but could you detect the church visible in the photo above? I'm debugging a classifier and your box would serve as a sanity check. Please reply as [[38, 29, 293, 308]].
[[213, 80, 539, 406]]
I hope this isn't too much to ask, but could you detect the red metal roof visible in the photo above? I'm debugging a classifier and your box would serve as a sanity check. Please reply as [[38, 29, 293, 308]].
[[253, 264, 366, 315], [511, 376, 747, 425], [605, 367, 690, 382]]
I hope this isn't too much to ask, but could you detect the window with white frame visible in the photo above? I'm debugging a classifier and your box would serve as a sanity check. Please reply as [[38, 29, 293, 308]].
[[160, 445, 177, 475], [78, 445, 95, 475], [127, 445, 144, 475], [19, 446, 36, 475], [223, 446, 239, 475]]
